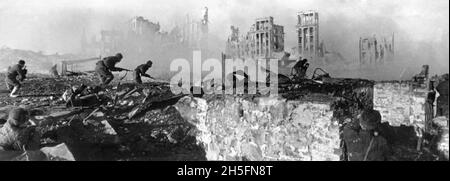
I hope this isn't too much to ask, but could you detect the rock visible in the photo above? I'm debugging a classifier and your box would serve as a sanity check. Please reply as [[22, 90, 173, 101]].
[[92, 112, 105, 117], [49, 110, 77, 119], [40, 143, 75, 161], [432, 117, 449, 159], [433, 116, 448, 128], [241, 142, 263, 161], [101, 120, 117, 135]]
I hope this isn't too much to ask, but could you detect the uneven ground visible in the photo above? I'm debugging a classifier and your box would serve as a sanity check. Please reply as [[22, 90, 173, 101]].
[[0, 74, 446, 161], [0, 74, 206, 161]]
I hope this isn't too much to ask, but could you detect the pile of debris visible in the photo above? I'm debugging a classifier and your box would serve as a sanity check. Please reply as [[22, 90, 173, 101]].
[[0, 74, 207, 160]]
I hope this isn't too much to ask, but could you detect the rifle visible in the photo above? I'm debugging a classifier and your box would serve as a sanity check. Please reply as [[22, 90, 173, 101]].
[[119, 68, 132, 72]]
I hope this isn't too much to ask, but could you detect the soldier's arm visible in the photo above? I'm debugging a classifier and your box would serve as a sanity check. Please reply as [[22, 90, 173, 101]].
[[377, 136, 393, 161], [138, 66, 152, 78], [17, 68, 27, 81], [291, 67, 297, 76], [105, 59, 123, 71], [29, 129, 41, 150], [142, 73, 153, 79], [109, 65, 124, 72], [23, 126, 41, 150], [0, 131, 10, 150]]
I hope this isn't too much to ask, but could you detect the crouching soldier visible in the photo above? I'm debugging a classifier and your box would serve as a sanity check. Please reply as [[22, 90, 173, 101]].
[[291, 58, 309, 80], [0, 107, 40, 151], [95, 53, 128, 85], [134, 60, 154, 84], [343, 109, 392, 161], [5, 60, 27, 97]]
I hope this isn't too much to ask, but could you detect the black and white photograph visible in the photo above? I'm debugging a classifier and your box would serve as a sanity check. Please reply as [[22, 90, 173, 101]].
[[0, 0, 448, 166]]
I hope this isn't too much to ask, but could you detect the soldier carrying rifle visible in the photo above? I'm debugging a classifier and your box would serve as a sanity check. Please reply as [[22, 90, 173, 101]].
[[95, 53, 130, 85]]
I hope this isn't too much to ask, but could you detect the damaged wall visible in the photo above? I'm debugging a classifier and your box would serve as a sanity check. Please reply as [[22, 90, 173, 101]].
[[175, 94, 341, 161], [373, 81, 428, 129]]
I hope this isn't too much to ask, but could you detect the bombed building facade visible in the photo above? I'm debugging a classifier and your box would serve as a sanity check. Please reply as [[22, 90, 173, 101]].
[[81, 7, 209, 57], [0, 1, 448, 163], [359, 34, 395, 64], [296, 11, 321, 61], [225, 17, 285, 59]]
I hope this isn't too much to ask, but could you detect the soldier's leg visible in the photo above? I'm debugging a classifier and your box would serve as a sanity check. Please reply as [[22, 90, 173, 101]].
[[96, 67, 106, 84], [9, 79, 21, 97], [134, 71, 142, 84], [103, 71, 114, 85], [5, 78, 13, 92], [98, 74, 107, 84], [96, 67, 113, 85]]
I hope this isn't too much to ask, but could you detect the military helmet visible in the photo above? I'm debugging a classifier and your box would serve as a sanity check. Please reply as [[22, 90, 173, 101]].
[[146, 60, 153, 65], [115, 53, 123, 59], [18, 60, 25, 65], [359, 109, 382, 130], [7, 107, 29, 127]]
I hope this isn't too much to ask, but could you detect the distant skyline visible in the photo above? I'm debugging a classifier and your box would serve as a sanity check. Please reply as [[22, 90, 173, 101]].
[[0, 0, 448, 74]]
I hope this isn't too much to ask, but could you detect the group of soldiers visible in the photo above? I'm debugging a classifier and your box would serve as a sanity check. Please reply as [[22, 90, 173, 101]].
[[1, 53, 155, 153], [95, 52, 155, 86], [1, 53, 449, 161], [4, 53, 155, 98]]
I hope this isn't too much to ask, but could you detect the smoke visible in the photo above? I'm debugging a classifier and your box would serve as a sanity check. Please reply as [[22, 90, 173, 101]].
[[0, 0, 448, 79]]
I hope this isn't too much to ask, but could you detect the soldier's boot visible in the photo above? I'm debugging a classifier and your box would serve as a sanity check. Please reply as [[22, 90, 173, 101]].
[[10, 86, 20, 98]]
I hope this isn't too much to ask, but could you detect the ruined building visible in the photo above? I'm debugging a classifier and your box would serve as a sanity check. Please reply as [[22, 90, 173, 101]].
[[80, 7, 209, 57], [359, 34, 395, 64], [130, 16, 161, 35], [296, 11, 320, 61], [225, 17, 285, 59], [100, 30, 123, 55], [180, 7, 209, 50]]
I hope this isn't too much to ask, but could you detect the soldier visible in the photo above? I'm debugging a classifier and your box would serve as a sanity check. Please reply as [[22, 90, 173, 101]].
[[5, 60, 27, 97], [436, 74, 449, 118], [291, 58, 308, 80], [134, 60, 154, 84], [49, 64, 59, 78], [343, 109, 391, 161], [0, 107, 40, 151], [95, 53, 128, 85], [301, 63, 310, 78]]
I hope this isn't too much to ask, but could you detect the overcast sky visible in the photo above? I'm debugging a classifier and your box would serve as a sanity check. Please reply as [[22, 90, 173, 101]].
[[0, 0, 448, 73]]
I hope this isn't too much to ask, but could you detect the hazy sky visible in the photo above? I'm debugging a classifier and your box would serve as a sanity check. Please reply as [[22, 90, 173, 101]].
[[0, 0, 448, 73]]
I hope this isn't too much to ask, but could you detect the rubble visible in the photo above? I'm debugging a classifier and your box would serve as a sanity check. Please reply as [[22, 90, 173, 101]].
[[0, 71, 446, 161], [429, 117, 449, 159], [40, 143, 75, 161], [0, 73, 207, 160], [374, 81, 427, 129], [176, 93, 345, 161]]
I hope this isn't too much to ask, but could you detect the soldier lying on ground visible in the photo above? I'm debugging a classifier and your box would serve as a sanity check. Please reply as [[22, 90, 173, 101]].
[[0, 107, 40, 151]]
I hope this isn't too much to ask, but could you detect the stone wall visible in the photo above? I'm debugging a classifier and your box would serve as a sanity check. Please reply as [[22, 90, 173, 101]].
[[373, 81, 428, 129], [175, 94, 341, 161]]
